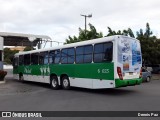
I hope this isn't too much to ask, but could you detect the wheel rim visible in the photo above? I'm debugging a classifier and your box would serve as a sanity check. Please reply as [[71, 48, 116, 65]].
[[63, 79, 69, 88], [52, 79, 57, 87], [147, 77, 150, 82]]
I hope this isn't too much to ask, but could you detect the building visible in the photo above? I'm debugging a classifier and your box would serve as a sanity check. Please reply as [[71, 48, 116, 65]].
[[10, 46, 26, 52], [0, 37, 4, 70], [0, 32, 51, 70]]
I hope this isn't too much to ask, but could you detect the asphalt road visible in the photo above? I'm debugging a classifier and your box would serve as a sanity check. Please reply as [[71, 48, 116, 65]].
[[0, 69, 160, 120]]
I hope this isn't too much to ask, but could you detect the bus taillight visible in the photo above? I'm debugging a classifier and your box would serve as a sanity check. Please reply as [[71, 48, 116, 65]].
[[117, 67, 123, 80], [139, 68, 142, 78]]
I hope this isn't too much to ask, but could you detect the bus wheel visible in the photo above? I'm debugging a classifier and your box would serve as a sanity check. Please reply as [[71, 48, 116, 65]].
[[19, 74, 24, 81], [50, 76, 59, 90], [62, 76, 70, 90]]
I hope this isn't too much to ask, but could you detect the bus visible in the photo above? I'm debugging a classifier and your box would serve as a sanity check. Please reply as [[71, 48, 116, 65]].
[[13, 35, 143, 89]]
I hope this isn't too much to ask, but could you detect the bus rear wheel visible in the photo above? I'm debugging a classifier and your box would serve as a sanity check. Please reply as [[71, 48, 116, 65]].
[[50, 76, 59, 90], [62, 76, 70, 90]]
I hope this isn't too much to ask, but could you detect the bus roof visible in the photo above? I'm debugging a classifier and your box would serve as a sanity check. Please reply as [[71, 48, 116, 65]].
[[15, 35, 138, 56]]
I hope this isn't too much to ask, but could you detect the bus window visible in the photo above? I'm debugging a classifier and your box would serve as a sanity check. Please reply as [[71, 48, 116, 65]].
[[67, 48, 75, 64], [49, 51, 54, 64], [0, 50, 2, 61], [54, 50, 61, 64], [24, 54, 30, 65], [61, 48, 75, 64], [31, 53, 39, 65], [61, 49, 67, 64], [94, 42, 113, 63], [19, 55, 24, 65], [84, 45, 93, 63], [103, 42, 113, 61], [39, 51, 48, 65], [76, 46, 83, 64], [13, 57, 18, 68], [49, 50, 61, 64], [76, 45, 93, 64]]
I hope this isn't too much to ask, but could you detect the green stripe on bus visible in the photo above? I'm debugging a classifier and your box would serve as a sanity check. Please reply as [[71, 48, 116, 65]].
[[14, 63, 114, 80]]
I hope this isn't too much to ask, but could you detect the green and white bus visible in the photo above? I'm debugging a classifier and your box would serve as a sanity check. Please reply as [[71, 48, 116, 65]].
[[13, 35, 143, 89]]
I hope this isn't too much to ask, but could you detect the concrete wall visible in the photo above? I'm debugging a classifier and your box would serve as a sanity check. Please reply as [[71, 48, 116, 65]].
[[0, 37, 3, 70]]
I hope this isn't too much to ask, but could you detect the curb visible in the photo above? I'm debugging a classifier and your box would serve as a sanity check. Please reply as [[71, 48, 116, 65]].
[[0, 80, 6, 84], [152, 74, 160, 80]]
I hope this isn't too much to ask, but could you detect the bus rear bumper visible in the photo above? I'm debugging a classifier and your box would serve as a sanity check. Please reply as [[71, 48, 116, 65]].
[[115, 78, 142, 88]]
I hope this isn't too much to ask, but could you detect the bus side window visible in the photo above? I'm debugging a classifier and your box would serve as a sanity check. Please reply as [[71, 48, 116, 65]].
[[49, 50, 61, 64], [103, 42, 113, 62], [76, 46, 83, 64], [39, 51, 49, 65], [67, 48, 75, 64], [94, 42, 113, 63], [31, 53, 39, 65], [76, 45, 93, 64], [13, 57, 18, 68], [19, 55, 24, 65], [49, 51, 55, 64], [61, 49, 68, 64], [24, 54, 31, 65], [0, 50, 2, 61], [55, 50, 61, 64], [94, 43, 103, 63], [61, 48, 74, 64], [84, 45, 93, 63]]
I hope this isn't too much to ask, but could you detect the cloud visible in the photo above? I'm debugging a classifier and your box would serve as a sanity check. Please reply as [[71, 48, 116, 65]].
[[0, 0, 160, 44]]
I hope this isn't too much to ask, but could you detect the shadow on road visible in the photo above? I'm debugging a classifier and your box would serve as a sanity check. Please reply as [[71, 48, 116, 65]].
[[5, 78, 136, 96], [69, 87, 136, 96]]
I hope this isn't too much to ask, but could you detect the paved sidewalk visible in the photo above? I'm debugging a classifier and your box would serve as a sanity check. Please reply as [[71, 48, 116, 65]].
[[0, 80, 5, 84], [152, 74, 160, 80]]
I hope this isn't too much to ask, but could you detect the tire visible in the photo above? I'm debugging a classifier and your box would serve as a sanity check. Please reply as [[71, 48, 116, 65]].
[[50, 76, 59, 90], [19, 74, 24, 82], [61, 76, 70, 90], [146, 76, 151, 82]]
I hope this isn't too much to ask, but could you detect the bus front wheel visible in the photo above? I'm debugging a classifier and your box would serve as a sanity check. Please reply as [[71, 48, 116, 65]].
[[19, 74, 24, 81], [50, 76, 59, 90], [62, 76, 70, 90]]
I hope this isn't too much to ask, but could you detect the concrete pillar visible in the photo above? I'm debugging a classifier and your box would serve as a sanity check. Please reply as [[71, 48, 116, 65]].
[[0, 37, 4, 70]]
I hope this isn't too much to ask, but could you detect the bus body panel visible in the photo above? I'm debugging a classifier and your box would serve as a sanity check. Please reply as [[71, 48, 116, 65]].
[[114, 36, 142, 87], [13, 63, 115, 89]]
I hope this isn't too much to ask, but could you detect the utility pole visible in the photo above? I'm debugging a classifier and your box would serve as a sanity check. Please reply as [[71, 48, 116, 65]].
[[80, 14, 92, 35]]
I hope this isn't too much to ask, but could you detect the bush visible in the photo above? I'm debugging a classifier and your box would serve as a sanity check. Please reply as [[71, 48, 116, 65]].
[[0, 70, 7, 81]]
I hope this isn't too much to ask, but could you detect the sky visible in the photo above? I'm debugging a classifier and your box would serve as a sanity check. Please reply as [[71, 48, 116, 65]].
[[0, 0, 160, 47]]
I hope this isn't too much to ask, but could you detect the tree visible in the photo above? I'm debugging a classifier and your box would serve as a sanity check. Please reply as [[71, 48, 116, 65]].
[[65, 22, 159, 64], [106, 23, 159, 64], [136, 23, 160, 64], [106, 27, 135, 37], [65, 23, 103, 44], [3, 46, 35, 64], [24, 46, 35, 51], [127, 28, 135, 38], [3, 48, 19, 64]]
